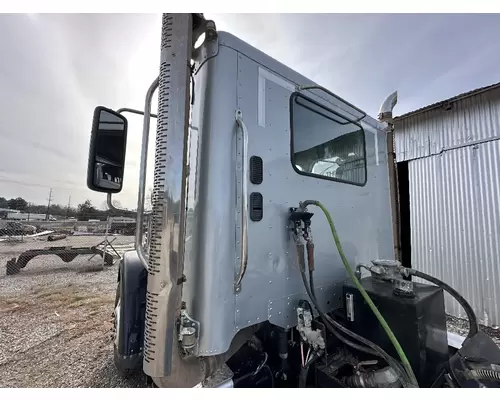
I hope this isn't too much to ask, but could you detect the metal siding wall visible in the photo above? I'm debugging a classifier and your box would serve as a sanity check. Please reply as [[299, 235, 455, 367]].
[[395, 88, 500, 162], [396, 87, 500, 327], [409, 141, 500, 327]]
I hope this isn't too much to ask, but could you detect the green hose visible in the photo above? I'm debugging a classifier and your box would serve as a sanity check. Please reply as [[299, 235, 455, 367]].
[[303, 200, 419, 388]]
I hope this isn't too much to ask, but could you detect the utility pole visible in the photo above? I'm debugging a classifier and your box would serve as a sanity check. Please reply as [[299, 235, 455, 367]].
[[66, 195, 71, 218], [46, 188, 53, 221]]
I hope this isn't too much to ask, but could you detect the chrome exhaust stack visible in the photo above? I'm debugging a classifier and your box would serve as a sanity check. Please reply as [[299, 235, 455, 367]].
[[378, 91, 398, 124], [143, 13, 193, 379], [378, 90, 400, 260]]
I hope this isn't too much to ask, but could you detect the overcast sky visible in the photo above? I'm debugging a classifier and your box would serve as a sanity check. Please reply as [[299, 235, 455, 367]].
[[1, 13, 499, 209]]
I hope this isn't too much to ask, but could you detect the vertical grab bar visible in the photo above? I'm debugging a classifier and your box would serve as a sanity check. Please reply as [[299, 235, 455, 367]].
[[234, 110, 248, 292], [135, 77, 160, 270]]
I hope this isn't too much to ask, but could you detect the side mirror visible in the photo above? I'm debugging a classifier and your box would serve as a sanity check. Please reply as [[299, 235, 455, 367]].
[[87, 106, 128, 193]]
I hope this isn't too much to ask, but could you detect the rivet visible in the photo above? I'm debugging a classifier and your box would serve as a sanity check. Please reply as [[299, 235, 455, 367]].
[[269, 281, 272, 284], [279, 312, 282, 315], [257, 317, 260, 321], [268, 315, 272, 319], [270, 308, 273, 311], [236, 310, 240, 313], [247, 320, 251, 324]]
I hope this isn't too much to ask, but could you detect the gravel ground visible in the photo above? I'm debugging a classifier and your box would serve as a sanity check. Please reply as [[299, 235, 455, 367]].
[[447, 315, 500, 346], [1, 235, 499, 387], [0, 235, 147, 388]]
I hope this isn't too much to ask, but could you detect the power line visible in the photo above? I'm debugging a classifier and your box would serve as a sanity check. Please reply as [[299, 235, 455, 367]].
[[46, 188, 53, 221], [66, 195, 71, 218], [0, 177, 85, 192]]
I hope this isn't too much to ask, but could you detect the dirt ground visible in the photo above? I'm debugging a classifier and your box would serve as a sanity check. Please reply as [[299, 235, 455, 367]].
[[0, 234, 499, 387], [0, 235, 146, 388]]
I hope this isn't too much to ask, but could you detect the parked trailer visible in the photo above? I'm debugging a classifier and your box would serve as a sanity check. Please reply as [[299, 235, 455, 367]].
[[7, 213, 56, 221], [109, 217, 136, 235], [5, 245, 115, 275]]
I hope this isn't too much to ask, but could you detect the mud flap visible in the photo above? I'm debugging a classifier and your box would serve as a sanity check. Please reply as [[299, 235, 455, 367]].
[[114, 250, 148, 374]]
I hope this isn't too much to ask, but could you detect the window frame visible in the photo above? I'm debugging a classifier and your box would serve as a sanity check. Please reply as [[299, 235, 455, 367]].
[[289, 92, 368, 187]]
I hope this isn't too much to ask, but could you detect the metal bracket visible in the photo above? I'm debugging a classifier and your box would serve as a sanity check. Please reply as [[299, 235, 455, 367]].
[[192, 19, 219, 75], [179, 309, 200, 355], [117, 107, 158, 119], [346, 293, 355, 322], [296, 305, 325, 352], [393, 278, 415, 298], [192, 17, 217, 49]]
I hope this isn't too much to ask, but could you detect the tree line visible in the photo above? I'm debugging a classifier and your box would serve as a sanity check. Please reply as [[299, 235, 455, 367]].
[[0, 197, 132, 221]]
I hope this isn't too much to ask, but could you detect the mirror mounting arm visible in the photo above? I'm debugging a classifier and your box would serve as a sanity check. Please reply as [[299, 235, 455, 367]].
[[134, 76, 160, 272], [106, 193, 136, 217], [117, 108, 158, 119], [105, 106, 159, 216]]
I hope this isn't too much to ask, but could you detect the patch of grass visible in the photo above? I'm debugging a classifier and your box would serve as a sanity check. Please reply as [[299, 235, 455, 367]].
[[1, 285, 113, 316]]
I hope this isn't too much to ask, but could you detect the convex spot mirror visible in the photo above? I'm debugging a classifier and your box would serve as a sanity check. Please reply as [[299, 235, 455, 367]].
[[87, 106, 128, 193]]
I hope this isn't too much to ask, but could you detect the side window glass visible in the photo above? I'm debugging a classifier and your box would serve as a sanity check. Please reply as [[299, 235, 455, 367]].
[[291, 94, 367, 186]]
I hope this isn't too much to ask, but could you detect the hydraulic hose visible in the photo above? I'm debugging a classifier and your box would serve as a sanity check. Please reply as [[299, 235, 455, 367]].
[[468, 368, 500, 382], [299, 199, 418, 387], [299, 263, 411, 388], [308, 270, 378, 357], [402, 268, 479, 340], [300, 247, 374, 356]]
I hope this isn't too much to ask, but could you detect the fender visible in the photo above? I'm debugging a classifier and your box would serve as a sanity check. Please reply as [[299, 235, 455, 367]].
[[115, 250, 148, 371]]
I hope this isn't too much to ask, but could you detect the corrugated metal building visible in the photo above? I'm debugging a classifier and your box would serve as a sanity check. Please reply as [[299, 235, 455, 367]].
[[394, 82, 500, 328]]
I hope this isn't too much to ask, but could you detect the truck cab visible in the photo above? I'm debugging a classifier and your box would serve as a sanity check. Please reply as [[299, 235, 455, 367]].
[[180, 29, 395, 355], [85, 13, 397, 388], [85, 14, 500, 389]]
